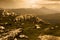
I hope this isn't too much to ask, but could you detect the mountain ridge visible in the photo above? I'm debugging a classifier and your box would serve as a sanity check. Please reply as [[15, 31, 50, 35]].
[[6, 7, 60, 15]]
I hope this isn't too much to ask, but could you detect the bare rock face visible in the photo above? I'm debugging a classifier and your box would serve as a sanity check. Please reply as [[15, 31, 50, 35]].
[[38, 35, 60, 40], [15, 14, 48, 24], [0, 28, 22, 40]]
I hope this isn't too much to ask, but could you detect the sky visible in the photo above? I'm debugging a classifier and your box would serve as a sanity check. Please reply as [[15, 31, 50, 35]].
[[0, 0, 60, 9]]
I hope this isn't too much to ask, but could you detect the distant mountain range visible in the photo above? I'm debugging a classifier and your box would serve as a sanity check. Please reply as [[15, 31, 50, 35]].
[[9, 7, 60, 15]]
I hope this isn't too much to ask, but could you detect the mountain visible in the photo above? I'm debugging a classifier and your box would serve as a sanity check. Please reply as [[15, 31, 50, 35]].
[[8, 7, 60, 15], [37, 7, 59, 14]]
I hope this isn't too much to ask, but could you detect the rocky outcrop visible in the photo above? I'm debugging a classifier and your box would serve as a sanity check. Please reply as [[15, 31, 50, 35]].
[[38, 35, 60, 40]]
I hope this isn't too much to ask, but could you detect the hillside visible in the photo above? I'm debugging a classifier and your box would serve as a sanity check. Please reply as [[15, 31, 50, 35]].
[[38, 13, 60, 25], [0, 9, 60, 40]]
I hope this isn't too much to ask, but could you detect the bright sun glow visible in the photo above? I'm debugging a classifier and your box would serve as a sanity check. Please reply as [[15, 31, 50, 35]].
[[28, 0, 37, 3], [24, 0, 39, 8]]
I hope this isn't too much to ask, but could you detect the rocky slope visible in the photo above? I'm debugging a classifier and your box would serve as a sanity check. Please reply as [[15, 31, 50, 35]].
[[0, 9, 60, 40]]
